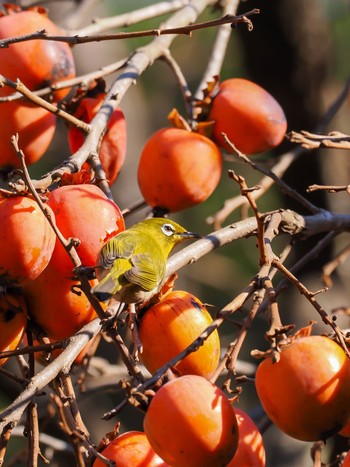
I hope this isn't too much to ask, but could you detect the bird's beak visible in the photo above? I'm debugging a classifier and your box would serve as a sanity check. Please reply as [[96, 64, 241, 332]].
[[180, 231, 202, 239]]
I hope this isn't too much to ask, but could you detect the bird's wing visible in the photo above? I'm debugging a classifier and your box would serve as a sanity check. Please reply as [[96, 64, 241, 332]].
[[98, 233, 134, 269], [124, 251, 165, 291]]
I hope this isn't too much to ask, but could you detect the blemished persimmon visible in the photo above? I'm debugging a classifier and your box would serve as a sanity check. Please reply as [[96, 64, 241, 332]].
[[0, 293, 27, 366], [227, 407, 266, 467], [138, 290, 220, 378], [144, 375, 238, 467], [0, 5, 75, 101], [209, 78, 287, 155], [0, 196, 56, 286], [23, 262, 97, 340], [137, 127, 222, 213], [68, 95, 127, 186], [93, 431, 168, 467], [47, 184, 125, 277], [255, 335, 350, 441]]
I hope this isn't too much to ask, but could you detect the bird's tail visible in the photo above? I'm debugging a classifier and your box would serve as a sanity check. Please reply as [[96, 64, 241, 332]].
[[91, 274, 116, 302]]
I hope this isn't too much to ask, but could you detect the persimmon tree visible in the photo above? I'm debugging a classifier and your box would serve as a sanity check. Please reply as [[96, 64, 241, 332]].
[[0, 1, 349, 466]]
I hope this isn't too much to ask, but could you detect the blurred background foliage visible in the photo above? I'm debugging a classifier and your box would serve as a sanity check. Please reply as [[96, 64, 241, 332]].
[[1, 0, 350, 465]]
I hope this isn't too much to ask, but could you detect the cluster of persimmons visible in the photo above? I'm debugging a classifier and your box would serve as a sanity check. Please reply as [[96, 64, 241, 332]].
[[1, 3, 350, 467]]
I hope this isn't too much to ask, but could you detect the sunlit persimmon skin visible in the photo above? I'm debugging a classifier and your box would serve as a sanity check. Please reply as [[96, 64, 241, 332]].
[[139, 291, 220, 378], [144, 375, 238, 467], [227, 408, 266, 467], [24, 263, 97, 340], [137, 128, 222, 213], [68, 95, 127, 185], [0, 293, 27, 366], [255, 335, 350, 442], [209, 78, 287, 155], [0, 7, 75, 101], [0, 196, 56, 286], [93, 431, 168, 467], [47, 184, 125, 277]]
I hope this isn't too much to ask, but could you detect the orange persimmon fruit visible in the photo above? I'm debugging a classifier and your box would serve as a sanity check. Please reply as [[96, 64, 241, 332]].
[[47, 184, 125, 277], [0, 5, 75, 101], [0, 5, 76, 167], [227, 407, 266, 467], [209, 78, 287, 155], [137, 127, 222, 213], [93, 431, 168, 467], [23, 262, 97, 340], [138, 290, 220, 378], [144, 375, 238, 467], [255, 335, 350, 441], [0, 195, 56, 286]]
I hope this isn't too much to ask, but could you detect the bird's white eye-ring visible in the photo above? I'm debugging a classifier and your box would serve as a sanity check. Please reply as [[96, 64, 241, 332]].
[[161, 223, 175, 237]]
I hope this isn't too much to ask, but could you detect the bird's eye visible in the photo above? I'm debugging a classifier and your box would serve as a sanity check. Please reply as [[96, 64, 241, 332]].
[[161, 223, 175, 237]]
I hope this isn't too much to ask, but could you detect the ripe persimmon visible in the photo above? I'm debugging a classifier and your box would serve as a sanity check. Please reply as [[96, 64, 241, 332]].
[[0, 5, 75, 101], [68, 95, 127, 185], [0, 292, 27, 366], [23, 262, 97, 340], [227, 407, 266, 467], [47, 184, 125, 277], [93, 431, 168, 467], [0, 195, 56, 286], [137, 127, 222, 213], [139, 290, 220, 378], [144, 375, 238, 467], [255, 335, 350, 441], [209, 78, 287, 155]]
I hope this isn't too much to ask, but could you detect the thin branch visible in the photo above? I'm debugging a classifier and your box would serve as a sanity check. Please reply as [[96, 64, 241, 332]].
[[0, 77, 90, 131], [288, 130, 350, 150], [70, 0, 194, 36], [272, 259, 350, 356], [0, 10, 259, 48], [307, 183, 350, 194]]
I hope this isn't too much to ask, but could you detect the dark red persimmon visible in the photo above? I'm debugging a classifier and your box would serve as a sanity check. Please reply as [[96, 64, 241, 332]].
[[139, 290, 220, 378], [144, 375, 238, 467], [209, 78, 287, 155], [255, 335, 350, 441], [137, 127, 222, 213], [47, 184, 125, 277], [93, 431, 168, 467], [0, 292, 27, 366], [0, 195, 56, 286], [68, 95, 127, 185]]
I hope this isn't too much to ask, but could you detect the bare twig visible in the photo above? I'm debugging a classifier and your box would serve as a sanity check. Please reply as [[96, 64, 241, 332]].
[[289, 130, 350, 150], [0, 76, 90, 131], [0, 10, 260, 48], [272, 259, 350, 357]]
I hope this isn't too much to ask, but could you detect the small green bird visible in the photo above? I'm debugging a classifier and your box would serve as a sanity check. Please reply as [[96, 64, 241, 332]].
[[91, 218, 200, 306]]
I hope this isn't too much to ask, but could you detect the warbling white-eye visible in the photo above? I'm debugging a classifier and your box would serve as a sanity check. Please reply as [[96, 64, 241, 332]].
[[91, 218, 200, 306]]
